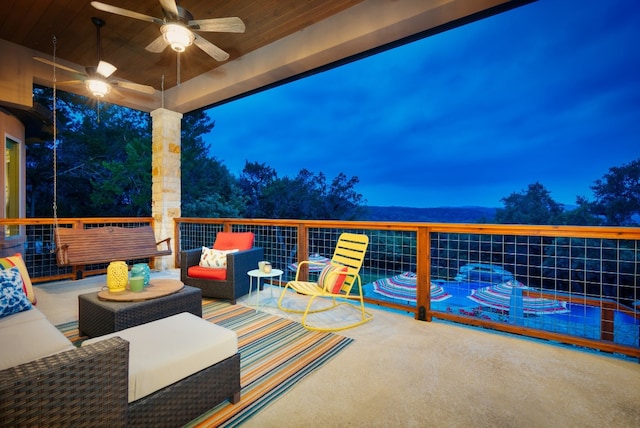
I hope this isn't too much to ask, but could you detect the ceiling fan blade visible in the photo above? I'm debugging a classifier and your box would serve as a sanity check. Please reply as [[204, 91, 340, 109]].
[[193, 34, 230, 62], [33, 57, 85, 76], [145, 35, 168, 53], [112, 80, 156, 94], [103, 89, 124, 101], [189, 17, 246, 33], [90, 1, 163, 25], [158, 0, 179, 19], [57, 80, 84, 86], [96, 60, 117, 78]]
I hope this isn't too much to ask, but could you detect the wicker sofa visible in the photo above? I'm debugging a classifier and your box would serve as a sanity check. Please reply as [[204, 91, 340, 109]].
[[0, 307, 240, 427]]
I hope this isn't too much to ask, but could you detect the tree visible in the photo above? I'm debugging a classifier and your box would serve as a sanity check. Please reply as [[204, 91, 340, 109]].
[[28, 89, 246, 218], [56, 98, 151, 216], [89, 138, 152, 216], [590, 158, 640, 226], [238, 163, 365, 220], [25, 128, 55, 217], [322, 172, 366, 220], [495, 182, 564, 225], [559, 196, 602, 226], [28, 87, 152, 217], [237, 161, 277, 218], [180, 111, 246, 217], [27, 87, 364, 220]]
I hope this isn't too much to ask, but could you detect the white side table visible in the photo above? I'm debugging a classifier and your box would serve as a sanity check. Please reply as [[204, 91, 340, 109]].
[[247, 268, 283, 309]]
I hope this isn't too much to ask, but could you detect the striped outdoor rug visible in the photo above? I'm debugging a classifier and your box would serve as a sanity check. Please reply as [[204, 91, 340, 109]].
[[56, 299, 353, 427]]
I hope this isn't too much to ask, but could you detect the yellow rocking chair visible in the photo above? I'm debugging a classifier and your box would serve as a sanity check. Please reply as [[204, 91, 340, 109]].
[[278, 232, 372, 331]]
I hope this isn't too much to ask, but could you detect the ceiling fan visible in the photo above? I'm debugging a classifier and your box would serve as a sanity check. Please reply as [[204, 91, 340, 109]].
[[91, 0, 246, 62], [34, 17, 155, 98]]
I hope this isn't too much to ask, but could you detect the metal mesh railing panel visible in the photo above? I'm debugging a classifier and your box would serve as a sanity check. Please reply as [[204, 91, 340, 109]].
[[233, 224, 298, 279], [430, 232, 639, 348], [178, 223, 225, 252], [300, 228, 418, 303], [7, 217, 638, 358], [24, 223, 69, 278]]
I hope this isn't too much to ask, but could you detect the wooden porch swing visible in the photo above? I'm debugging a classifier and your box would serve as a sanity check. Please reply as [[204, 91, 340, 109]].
[[48, 36, 171, 267], [54, 226, 172, 266]]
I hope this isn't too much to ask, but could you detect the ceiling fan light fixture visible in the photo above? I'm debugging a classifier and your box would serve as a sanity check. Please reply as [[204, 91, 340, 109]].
[[96, 60, 117, 78], [162, 23, 194, 52], [86, 79, 111, 97]]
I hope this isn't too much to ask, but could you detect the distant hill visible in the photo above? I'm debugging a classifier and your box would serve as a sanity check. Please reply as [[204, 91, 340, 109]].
[[359, 206, 497, 223]]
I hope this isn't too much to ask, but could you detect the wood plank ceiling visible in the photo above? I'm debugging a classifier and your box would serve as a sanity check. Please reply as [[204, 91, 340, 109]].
[[1, 0, 363, 90], [0, 0, 533, 113]]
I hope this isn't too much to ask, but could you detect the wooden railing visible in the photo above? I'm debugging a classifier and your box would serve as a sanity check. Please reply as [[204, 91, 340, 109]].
[[176, 218, 640, 359], [2, 217, 639, 359], [0, 218, 157, 281]]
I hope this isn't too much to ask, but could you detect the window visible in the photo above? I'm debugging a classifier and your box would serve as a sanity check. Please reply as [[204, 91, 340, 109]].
[[5, 137, 20, 237]]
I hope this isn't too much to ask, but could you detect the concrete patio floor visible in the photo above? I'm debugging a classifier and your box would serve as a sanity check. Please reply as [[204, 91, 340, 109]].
[[35, 270, 640, 428]]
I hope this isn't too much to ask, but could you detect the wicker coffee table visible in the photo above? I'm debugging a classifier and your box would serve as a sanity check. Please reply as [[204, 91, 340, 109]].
[[78, 282, 202, 337]]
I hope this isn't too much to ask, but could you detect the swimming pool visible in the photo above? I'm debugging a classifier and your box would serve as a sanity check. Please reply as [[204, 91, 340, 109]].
[[364, 280, 640, 347]]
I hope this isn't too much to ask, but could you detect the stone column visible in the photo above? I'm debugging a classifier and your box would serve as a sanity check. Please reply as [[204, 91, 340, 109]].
[[150, 108, 182, 270]]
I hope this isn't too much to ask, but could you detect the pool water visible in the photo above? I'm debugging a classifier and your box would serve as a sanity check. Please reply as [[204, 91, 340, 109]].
[[364, 280, 640, 347]]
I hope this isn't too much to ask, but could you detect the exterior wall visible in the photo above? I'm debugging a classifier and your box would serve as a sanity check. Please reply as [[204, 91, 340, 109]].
[[0, 110, 26, 257], [0, 40, 34, 109]]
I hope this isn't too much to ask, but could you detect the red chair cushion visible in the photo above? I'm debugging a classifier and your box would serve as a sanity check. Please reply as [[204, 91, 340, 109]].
[[187, 265, 227, 280], [213, 232, 254, 251]]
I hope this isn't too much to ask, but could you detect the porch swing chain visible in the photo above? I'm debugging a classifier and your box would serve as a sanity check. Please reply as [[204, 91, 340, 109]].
[[52, 36, 58, 223]]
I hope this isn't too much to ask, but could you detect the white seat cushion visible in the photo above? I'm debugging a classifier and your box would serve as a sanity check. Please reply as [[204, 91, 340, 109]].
[[82, 312, 238, 402], [0, 305, 46, 329], [0, 308, 75, 370]]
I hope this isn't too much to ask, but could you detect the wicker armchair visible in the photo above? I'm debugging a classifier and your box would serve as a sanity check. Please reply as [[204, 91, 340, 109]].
[[181, 246, 263, 304], [0, 337, 129, 427]]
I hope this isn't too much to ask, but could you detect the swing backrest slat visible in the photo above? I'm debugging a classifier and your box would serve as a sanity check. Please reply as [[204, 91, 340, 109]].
[[54, 226, 172, 266]]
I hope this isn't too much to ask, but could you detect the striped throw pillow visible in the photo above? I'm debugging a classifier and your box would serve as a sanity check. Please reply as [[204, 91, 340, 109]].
[[318, 264, 348, 294]]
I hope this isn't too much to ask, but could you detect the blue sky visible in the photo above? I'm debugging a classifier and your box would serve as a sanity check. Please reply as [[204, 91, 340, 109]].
[[205, 0, 639, 208]]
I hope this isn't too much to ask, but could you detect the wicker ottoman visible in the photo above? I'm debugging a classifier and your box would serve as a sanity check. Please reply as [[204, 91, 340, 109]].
[[83, 312, 241, 427], [78, 284, 202, 337]]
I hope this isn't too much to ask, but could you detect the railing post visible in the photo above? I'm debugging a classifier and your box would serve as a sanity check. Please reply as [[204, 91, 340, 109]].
[[601, 306, 614, 341], [416, 226, 430, 321], [173, 220, 180, 269], [297, 224, 310, 281], [72, 220, 83, 280]]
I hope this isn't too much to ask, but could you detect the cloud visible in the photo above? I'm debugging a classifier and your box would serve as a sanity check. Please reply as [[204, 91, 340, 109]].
[[205, 0, 639, 208]]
